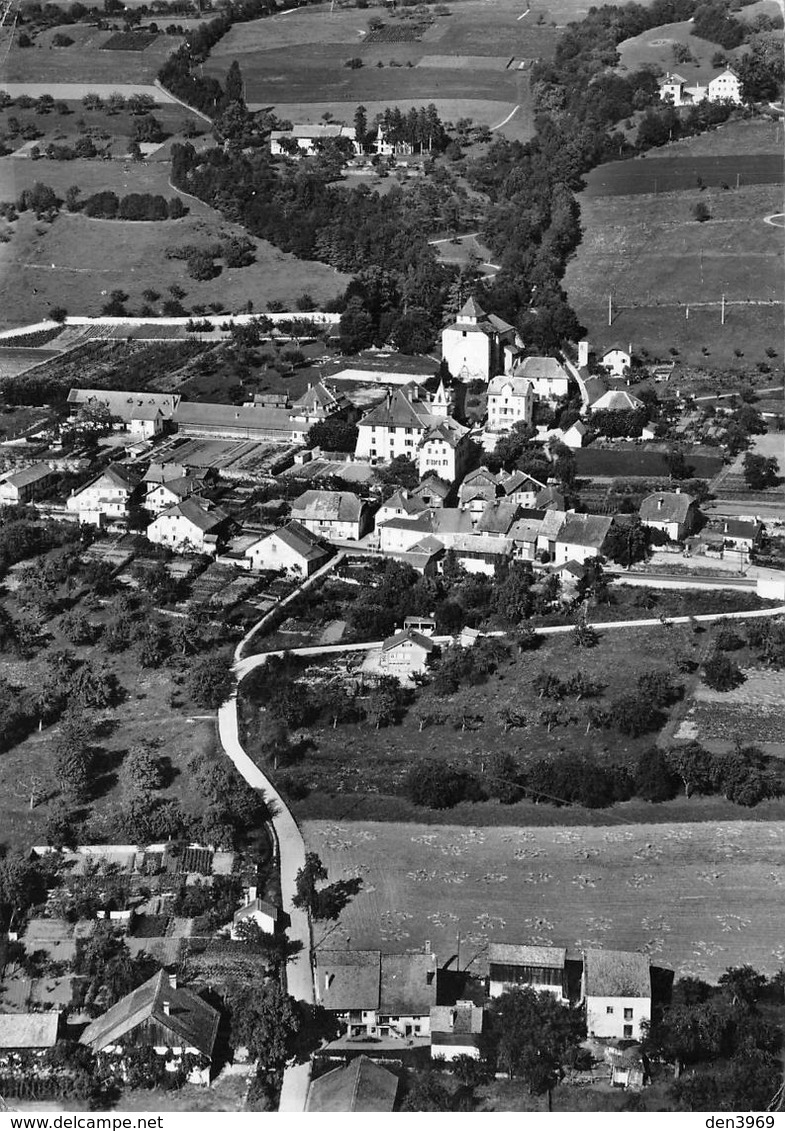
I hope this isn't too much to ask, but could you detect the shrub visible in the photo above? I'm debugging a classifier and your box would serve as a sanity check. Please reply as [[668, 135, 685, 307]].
[[703, 651, 745, 692], [405, 761, 483, 808]]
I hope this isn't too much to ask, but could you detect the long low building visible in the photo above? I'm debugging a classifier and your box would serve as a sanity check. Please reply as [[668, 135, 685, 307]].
[[172, 402, 310, 443]]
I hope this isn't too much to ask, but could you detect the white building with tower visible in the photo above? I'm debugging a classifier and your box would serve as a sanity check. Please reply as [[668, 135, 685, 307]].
[[441, 297, 520, 382]]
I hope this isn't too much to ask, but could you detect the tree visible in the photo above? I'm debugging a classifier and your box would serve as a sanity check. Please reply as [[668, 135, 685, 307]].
[[375, 455, 419, 493], [718, 965, 767, 1009], [742, 452, 779, 490], [69, 661, 120, 709], [228, 982, 334, 1068], [703, 651, 745, 692], [339, 296, 374, 353], [693, 201, 711, 223], [403, 1073, 455, 1111], [611, 693, 663, 737], [634, 747, 680, 802], [225, 59, 244, 106], [305, 418, 358, 453], [54, 710, 95, 804], [406, 760, 481, 809], [637, 669, 681, 707], [482, 987, 584, 1108], [666, 742, 716, 798], [187, 654, 234, 708], [354, 103, 368, 150], [292, 852, 328, 917], [603, 516, 650, 567], [120, 741, 166, 798]]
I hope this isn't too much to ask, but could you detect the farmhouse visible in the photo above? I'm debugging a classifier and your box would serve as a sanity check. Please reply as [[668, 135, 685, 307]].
[[79, 970, 220, 1086], [0, 1013, 60, 1058], [488, 943, 566, 999], [658, 66, 742, 106], [430, 1002, 484, 1062], [314, 949, 438, 1041], [129, 404, 165, 440], [65, 463, 138, 525], [144, 474, 205, 515], [582, 949, 651, 1042], [514, 356, 571, 401], [0, 462, 55, 505], [441, 297, 519, 383], [374, 488, 428, 527], [498, 470, 547, 508], [244, 521, 330, 576], [639, 490, 697, 541], [270, 122, 360, 157], [378, 627, 436, 677], [146, 496, 230, 555], [553, 512, 613, 565], [486, 374, 534, 434], [67, 389, 180, 426], [306, 1056, 398, 1112], [290, 489, 373, 541]]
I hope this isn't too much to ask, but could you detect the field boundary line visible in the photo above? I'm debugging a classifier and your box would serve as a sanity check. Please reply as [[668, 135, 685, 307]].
[[491, 104, 519, 130]]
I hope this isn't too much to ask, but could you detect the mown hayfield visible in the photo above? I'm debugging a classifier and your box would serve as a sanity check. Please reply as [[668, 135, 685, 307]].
[[658, 117, 783, 159], [4, 24, 181, 85], [304, 817, 785, 981], [564, 182, 784, 368], [615, 20, 745, 77], [584, 153, 784, 196], [0, 161, 348, 327]]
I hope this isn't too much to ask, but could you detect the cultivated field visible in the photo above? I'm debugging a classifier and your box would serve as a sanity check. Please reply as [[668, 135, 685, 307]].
[[584, 153, 784, 196], [3, 24, 181, 85], [564, 182, 784, 368], [205, 0, 552, 141], [304, 817, 785, 981], [657, 117, 783, 158], [0, 159, 348, 327]]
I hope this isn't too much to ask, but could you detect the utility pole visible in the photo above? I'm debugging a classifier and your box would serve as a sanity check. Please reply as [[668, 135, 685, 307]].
[[608, 293, 612, 326], [721, 293, 726, 325], [736, 172, 740, 189]]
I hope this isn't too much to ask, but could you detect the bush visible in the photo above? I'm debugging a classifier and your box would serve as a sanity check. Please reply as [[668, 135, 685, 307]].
[[405, 761, 483, 808], [703, 651, 745, 692]]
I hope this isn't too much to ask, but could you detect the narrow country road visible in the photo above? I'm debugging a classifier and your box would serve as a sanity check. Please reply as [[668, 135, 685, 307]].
[[216, 570, 785, 1110]]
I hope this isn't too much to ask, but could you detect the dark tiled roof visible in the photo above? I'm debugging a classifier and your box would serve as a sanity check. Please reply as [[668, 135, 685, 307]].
[[381, 627, 436, 653], [557, 512, 613, 549], [315, 950, 381, 1011], [639, 492, 695, 525], [380, 952, 437, 1015], [79, 970, 219, 1057], [584, 949, 650, 998], [306, 1056, 398, 1112], [291, 490, 365, 523]]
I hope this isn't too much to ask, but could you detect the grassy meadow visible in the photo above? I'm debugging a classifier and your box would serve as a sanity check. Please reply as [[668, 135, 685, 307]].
[[3, 24, 181, 85]]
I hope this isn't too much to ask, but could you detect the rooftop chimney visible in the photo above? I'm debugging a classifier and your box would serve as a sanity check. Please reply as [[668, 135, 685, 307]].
[[657, 498, 663, 510], [168, 973, 177, 991], [162, 999, 171, 1016]]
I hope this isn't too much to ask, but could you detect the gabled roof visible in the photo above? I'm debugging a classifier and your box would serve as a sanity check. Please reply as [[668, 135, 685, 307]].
[[380, 952, 438, 1015], [130, 404, 163, 421], [291, 489, 366, 523], [381, 627, 436, 653], [233, 897, 280, 924], [0, 1013, 60, 1049], [714, 518, 763, 539], [509, 519, 542, 544], [306, 1056, 398, 1113], [412, 476, 451, 500], [74, 462, 137, 499], [431, 1002, 483, 1037], [148, 476, 197, 501], [488, 375, 533, 398], [258, 520, 330, 562], [554, 559, 586, 578], [79, 970, 220, 1057], [489, 942, 566, 968], [639, 491, 695, 525], [463, 468, 499, 487], [421, 418, 468, 448], [431, 508, 475, 536], [564, 420, 588, 437], [557, 512, 613, 549], [583, 376, 608, 406], [499, 470, 546, 494], [380, 489, 428, 517], [583, 949, 650, 998], [535, 485, 565, 511], [516, 357, 569, 383], [292, 381, 342, 413], [67, 388, 180, 423], [315, 950, 381, 1011], [158, 495, 228, 533], [659, 71, 687, 85], [358, 389, 431, 430], [538, 508, 567, 539], [476, 500, 519, 535], [2, 463, 53, 490]]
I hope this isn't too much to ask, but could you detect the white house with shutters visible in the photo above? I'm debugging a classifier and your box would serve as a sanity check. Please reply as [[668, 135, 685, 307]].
[[582, 948, 651, 1041]]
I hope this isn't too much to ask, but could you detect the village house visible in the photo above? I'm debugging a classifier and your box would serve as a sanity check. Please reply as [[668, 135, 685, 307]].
[[552, 559, 586, 598], [412, 475, 451, 509], [474, 499, 520, 538], [0, 1013, 61, 1061], [374, 123, 415, 157], [459, 467, 500, 511], [639, 490, 698, 541], [0, 462, 56, 505], [129, 404, 165, 440], [290, 489, 373, 541], [144, 474, 205, 515], [314, 949, 438, 1042], [599, 346, 632, 378], [441, 297, 519, 383], [65, 463, 138, 526], [270, 122, 360, 157], [486, 374, 534, 435], [509, 517, 543, 561], [590, 389, 645, 413], [243, 520, 331, 576], [79, 970, 220, 1086], [488, 943, 567, 999], [514, 356, 571, 401], [582, 949, 651, 1042], [306, 1056, 399, 1112], [498, 470, 547, 508], [374, 488, 428, 527], [553, 512, 613, 565], [378, 627, 436, 677], [230, 886, 280, 939], [417, 417, 473, 483], [146, 496, 230, 555], [67, 389, 181, 429], [561, 419, 589, 449], [430, 1002, 484, 1062]]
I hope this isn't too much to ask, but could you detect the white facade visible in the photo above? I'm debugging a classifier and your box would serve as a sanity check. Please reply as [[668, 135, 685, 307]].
[[66, 470, 133, 525], [586, 995, 650, 1042], [147, 513, 219, 554], [270, 123, 359, 157], [145, 483, 189, 515], [486, 376, 534, 433], [244, 528, 326, 576], [707, 68, 742, 103], [600, 348, 631, 377]]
